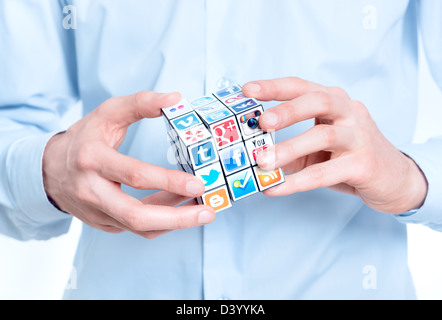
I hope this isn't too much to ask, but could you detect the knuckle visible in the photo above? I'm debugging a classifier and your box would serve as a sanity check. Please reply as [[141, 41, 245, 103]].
[[125, 169, 147, 189], [314, 91, 333, 114], [133, 91, 154, 117], [351, 154, 373, 184], [351, 100, 370, 119], [306, 165, 326, 181], [96, 97, 118, 117], [122, 211, 143, 230], [328, 86, 349, 98], [317, 125, 336, 146], [133, 91, 147, 107], [75, 144, 96, 171], [73, 185, 93, 204], [172, 214, 188, 230], [133, 93, 146, 120]]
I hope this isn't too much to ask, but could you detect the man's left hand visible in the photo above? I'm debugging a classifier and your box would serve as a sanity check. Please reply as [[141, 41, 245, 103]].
[[243, 77, 428, 214]]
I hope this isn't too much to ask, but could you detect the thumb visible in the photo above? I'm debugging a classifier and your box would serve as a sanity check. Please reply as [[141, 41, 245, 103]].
[[99, 91, 181, 127]]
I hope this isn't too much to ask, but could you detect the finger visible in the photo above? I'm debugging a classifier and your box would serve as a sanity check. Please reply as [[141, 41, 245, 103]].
[[256, 125, 355, 170], [71, 203, 127, 234], [97, 182, 216, 232], [243, 77, 326, 102], [258, 91, 352, 131], [98, 91, 181, 127], [133, 198, 201, 239], [263, 157, 354, 197], [140, 191, 194, 207], [134, 230, 174, 240], [96, 146, 205, 198], [280, 151, 331, 175]]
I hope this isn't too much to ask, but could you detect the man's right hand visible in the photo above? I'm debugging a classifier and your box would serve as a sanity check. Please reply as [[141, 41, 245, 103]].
[[42, 91, 216, 239]]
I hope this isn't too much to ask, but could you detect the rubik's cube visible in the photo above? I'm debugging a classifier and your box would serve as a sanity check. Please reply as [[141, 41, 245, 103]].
[[162, 84, 285, 213]]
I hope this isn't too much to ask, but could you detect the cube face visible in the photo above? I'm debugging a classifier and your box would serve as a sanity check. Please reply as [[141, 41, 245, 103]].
[[253, 167, 286, 191], [236, 106, 265, 139], [226, 168, 259, 202], [162, 83, 285, 213], [228, 98, 260, 115], [194, 101, 225, 118], [200, 107, 233, 126], [188, 139, 219, 170], [214, 84, 242, 99], [191, 95, 218, 109], [171, 111, 202, 132], [244, 133, 275, 166], [220, 92, 248, 108], [199, 185, 232, 213], [163, 99, 193, 120], [219, 143, 250, 176], [195, 162, 225, 192], [178, 125, 212, 147], [209, 117, 242, 150]]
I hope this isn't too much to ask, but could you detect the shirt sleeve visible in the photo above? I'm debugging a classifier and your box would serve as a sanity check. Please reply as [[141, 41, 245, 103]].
[[394, 0, 442, 231], [0, 0, 79, 240]]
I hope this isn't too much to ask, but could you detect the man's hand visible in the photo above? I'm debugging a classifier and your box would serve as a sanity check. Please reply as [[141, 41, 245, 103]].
[[243, 77, 428, 214], [43, 91, 215, 239]]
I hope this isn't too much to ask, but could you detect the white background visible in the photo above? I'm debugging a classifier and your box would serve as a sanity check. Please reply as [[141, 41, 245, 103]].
[[0, 42, 441, 300]]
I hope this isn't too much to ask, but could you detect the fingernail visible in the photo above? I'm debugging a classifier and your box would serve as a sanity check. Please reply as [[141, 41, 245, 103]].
[[186, 179, 204, 196], [263, 112, 279, 128], [244, 83, 261, 94], [160, 92, 181, 102], [257, 150, 276, 169], [198, 210, 214, 225]]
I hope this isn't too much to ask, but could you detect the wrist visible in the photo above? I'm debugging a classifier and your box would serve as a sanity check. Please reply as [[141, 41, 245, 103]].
[[401, 155, 428, 213], [42, 131, 67, 212]]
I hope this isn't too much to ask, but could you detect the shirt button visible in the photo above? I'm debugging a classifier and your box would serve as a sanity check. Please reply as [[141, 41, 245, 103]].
[[217, 77, 235, 89]]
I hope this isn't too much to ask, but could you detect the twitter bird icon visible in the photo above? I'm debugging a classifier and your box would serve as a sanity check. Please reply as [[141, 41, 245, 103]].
[[201, 169, 221, 187]]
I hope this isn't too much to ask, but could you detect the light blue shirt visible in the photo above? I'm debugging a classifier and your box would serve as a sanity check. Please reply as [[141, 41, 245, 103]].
[[1, 0, 442, 300]]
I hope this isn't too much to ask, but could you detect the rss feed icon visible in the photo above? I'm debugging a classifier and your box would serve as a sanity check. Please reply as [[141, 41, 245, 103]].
[[163, 84, 285, 213]]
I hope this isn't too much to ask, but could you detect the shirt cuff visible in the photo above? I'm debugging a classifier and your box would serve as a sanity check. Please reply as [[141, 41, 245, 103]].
[[395, 140, 442, 231], [6, 132, 72, 239]]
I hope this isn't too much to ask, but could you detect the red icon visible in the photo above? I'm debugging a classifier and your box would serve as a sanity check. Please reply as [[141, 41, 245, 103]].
[[223, 93, 246, 106], [252, 145, 269, 161], [212, 119, 240, 148], [180, 126, 210, 145]]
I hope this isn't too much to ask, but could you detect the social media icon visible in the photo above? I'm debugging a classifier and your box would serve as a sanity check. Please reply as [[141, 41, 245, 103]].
[[227, 169, 258, 201], [191, 96, 216, 108], [203, 170, 221, 187], [222, 93, 247, 107], [252, 145, 269, 161], [195, 102, 224, 117], [172, 112, 202, 131], [203, 109, 233, 124], [162, 100, 192, 120], [178, 125, 211, 146], [215, 84, 242, 98], [195, 162, 225, 191], [253, 167, 285, 190], [171, 105, 185, 113], [230, 99, 259, 114], [237, 107, 264, 137], [190, 140, 218, 169], [244, 133, 274, 166], [202, 186, 232, 212], [211, 119, 241, 149], [219, 144, 249, 175]]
